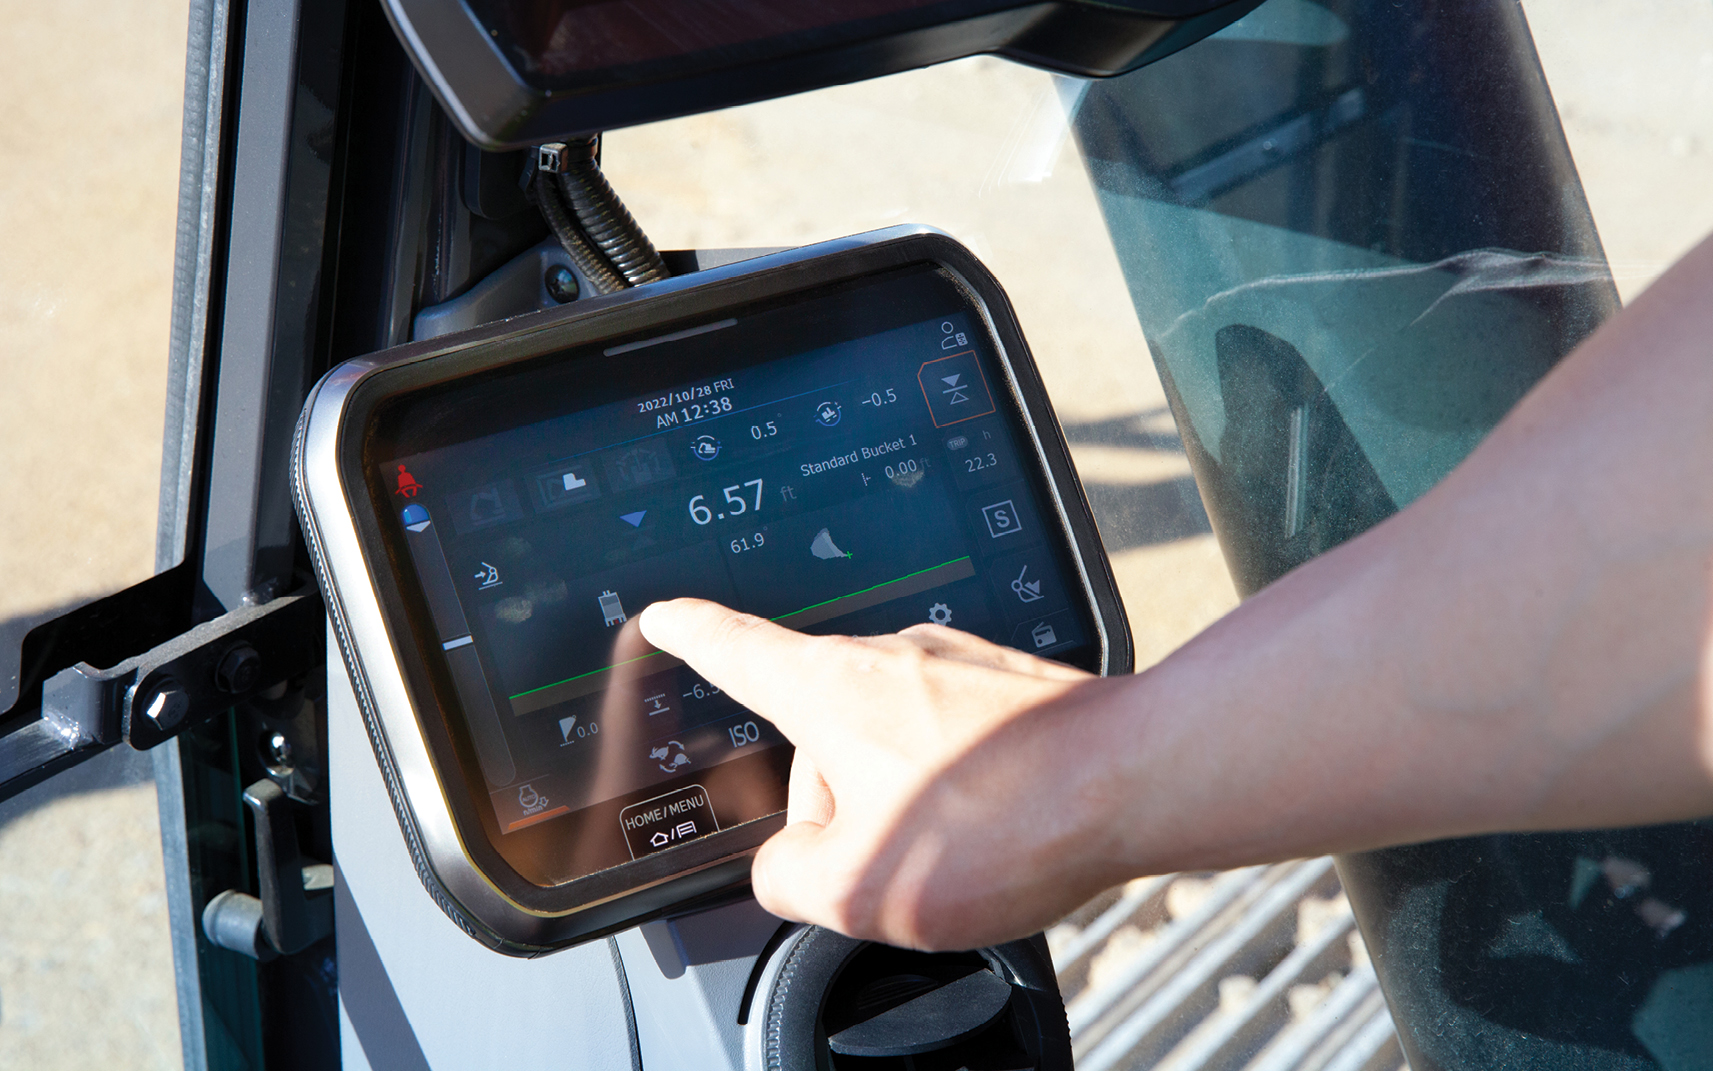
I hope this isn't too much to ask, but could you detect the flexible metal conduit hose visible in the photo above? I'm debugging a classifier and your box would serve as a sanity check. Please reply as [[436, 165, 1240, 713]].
[[535, 169, 628, 296], [551, 135, 670, 287]]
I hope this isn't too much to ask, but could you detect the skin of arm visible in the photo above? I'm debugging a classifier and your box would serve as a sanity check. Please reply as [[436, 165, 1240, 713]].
[[638, 233, 1713, 952]]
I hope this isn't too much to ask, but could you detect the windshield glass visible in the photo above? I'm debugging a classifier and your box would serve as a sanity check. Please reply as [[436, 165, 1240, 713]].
[[1063, 0, 1713, 1067], [0, 1, 187, 1067], [619, 0, 1712, 1066]]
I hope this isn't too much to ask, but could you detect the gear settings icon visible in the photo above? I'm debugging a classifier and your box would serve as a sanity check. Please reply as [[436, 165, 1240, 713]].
[[927, 602, 952, 626]]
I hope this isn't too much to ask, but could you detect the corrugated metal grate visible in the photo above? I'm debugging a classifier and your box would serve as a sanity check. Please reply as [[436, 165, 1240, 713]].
[[1049, 860, 1409, 1071]]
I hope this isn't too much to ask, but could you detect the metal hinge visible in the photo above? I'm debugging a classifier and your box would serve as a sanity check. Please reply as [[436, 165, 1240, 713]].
[[0, 587, 324, 796]]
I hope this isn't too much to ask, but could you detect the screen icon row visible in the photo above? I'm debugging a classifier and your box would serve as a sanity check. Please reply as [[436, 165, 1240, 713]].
[[431, 439, 680, 535]]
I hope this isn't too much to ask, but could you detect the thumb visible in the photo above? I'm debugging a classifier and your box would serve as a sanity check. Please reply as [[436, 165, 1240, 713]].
[[751, 820, 849, 930]]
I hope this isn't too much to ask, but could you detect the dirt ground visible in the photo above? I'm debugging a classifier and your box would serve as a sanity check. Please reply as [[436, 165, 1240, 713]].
[[1, 0, 1708, 1066]]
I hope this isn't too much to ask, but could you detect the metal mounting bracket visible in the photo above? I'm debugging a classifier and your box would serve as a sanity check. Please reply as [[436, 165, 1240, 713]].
[[0, 586, 325, 800]]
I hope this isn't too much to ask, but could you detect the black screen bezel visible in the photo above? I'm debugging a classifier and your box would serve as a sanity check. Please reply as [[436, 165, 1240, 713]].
[[332, 233, 1132, 937], [381, 0, 1252, 149]]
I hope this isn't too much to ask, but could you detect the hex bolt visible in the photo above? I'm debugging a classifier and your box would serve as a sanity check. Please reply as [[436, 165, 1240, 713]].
[[545, 264, 580, 304], [141, 679, 190, 732], [266, 732, 293, 767], [216, 643, 261, 693]]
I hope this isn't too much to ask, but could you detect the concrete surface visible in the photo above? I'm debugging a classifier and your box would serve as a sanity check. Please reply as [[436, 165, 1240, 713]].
[[0, 1, 187, 1067], [0, 0, 183, 624], [0, 0, 1707, 1066], [0, 747, 178, 1070], [1525, 0, 1713, 302]]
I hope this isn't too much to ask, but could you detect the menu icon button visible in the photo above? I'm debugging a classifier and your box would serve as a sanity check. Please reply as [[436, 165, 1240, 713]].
[[620, 785, 719, 859]]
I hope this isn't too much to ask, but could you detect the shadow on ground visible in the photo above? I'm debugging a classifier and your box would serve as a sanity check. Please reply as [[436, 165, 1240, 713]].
[[0, 744, 154, 832], [0, 604, 156, 836]]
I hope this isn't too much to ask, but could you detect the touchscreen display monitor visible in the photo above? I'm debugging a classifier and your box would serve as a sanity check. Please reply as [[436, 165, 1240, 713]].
[[463, 0, 953, 89], [358, 261, 1111, 893]]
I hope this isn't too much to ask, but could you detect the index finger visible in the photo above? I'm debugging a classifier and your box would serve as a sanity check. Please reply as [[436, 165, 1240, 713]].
[[638, 597, 837, 740]]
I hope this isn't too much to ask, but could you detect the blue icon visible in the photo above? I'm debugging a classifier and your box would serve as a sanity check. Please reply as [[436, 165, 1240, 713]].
[[400, 504, 431, 532], [815, 401, 841, 427], [620, 510, 647, 527], [691, 435, 721, 461]]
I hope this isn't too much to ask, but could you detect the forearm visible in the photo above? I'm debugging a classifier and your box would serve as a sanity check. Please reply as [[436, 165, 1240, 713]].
[[641, 236, 1713, 947], [1098, 235, 1713, 876]]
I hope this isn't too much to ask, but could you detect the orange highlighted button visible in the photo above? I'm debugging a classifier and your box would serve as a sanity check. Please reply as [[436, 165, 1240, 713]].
[[917, 351, 995, 427], [506, 805, 571, 832]]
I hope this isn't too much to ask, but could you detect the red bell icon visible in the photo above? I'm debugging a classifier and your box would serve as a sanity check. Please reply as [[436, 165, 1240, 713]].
[[395, 464, 422, 498]]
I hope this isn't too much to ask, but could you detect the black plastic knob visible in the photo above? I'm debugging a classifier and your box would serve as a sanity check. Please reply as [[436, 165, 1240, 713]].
[[827, 966, 1014, 1057]]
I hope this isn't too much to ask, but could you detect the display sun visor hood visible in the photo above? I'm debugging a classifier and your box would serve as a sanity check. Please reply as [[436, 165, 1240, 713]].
[[383, 0, 1264, 149]]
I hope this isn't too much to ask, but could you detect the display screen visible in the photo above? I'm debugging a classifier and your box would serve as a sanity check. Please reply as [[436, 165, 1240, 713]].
[[462, 0, 996, 89], [368, 267, 1098, 885]]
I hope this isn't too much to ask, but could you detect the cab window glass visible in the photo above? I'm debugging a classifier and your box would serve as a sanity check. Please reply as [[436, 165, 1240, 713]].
[[606, 56, 1242, 671], [612, 2, 1713, 1066], [1064, 0, 1713, 1067], [0, 1, 189, 1067]]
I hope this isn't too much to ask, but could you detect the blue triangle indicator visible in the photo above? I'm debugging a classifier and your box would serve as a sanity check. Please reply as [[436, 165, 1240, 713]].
[[620, 511, 647, 527]]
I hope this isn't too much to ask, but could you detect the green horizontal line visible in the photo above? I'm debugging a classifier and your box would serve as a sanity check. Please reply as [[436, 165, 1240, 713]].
[[771, 556, 970, 624], [508, 556, 972, 701], [511, 648, 670, 699]]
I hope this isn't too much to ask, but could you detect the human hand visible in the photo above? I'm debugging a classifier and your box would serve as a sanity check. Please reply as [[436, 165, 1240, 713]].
[[638, 597, 1126, 950]]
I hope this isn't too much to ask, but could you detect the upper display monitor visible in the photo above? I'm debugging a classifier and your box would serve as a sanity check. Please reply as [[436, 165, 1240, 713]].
[[295, 229, 1130, 951], [382, 0, 1261, 148]]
